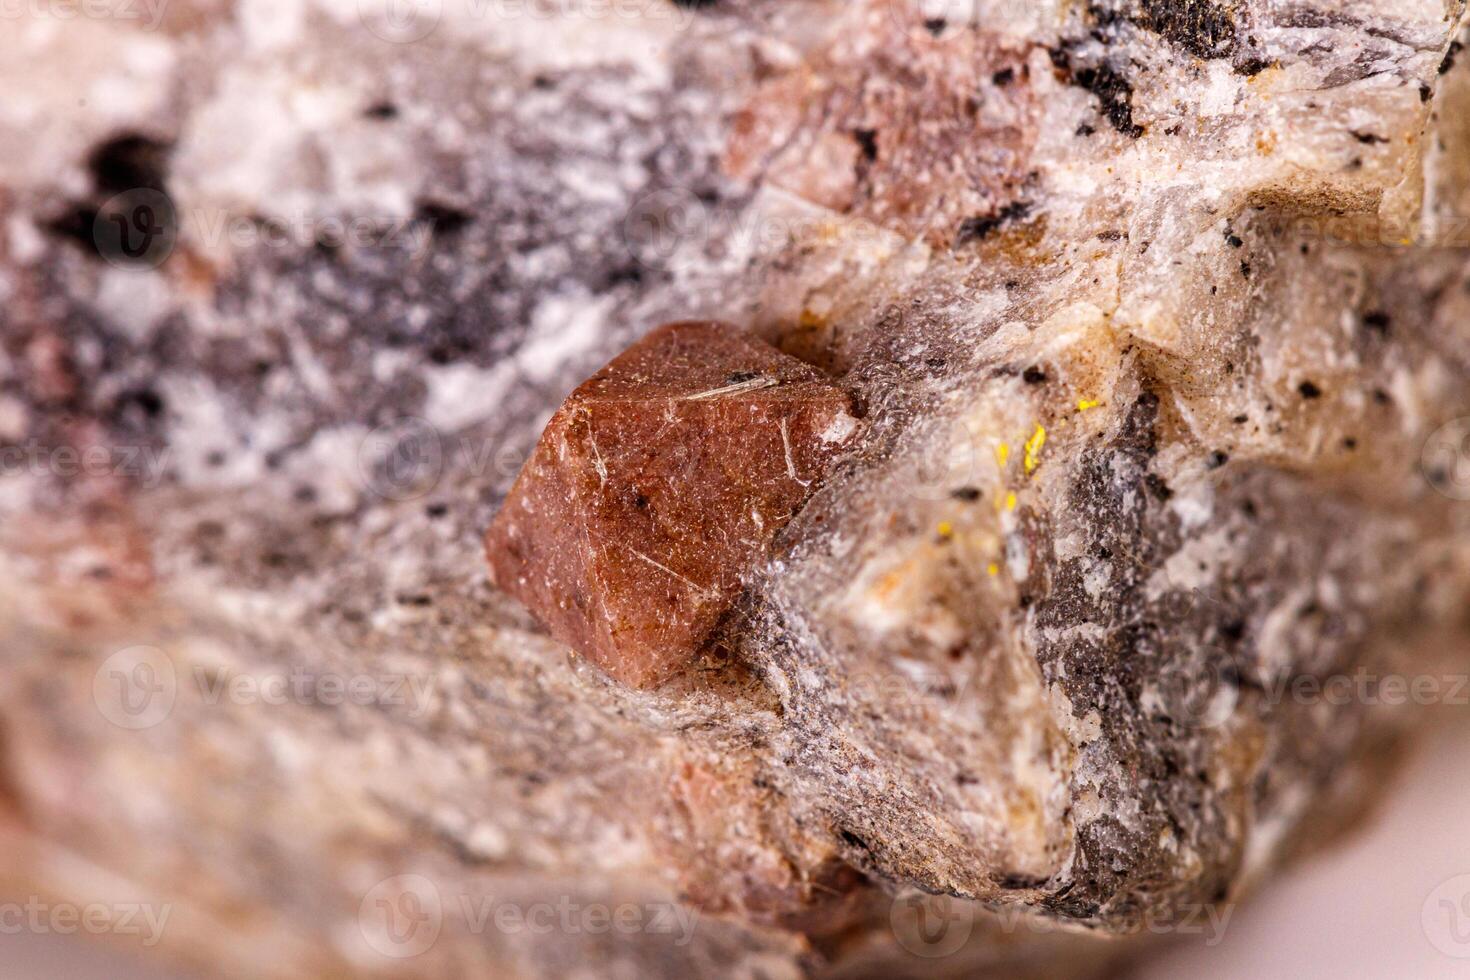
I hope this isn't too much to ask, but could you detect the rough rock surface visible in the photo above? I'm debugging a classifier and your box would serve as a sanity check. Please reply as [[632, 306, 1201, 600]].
[[2, 1, 1470, 978]]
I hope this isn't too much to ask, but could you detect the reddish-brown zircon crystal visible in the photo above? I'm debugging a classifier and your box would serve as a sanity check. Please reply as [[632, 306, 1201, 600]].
[[485, 321, 859, 687]]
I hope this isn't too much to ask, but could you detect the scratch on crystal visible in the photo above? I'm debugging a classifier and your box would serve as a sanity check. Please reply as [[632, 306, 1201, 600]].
[[628, 547, 713, 598], [682, 376, 779, 401], [780, 417, 810, 486]]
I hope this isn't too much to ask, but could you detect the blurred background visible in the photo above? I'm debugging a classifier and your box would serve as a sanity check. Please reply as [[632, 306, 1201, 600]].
[[11, 718, 1470, 977]]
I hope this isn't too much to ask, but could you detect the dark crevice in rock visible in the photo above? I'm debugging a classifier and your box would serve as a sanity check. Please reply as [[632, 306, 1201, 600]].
[[956, 200, 1035, 245], [1051, 48, 1144, 138], [414, 199, 474, 237], [1132, 0, 1239, 59], [1088, 0, 1240, 60], [87, 132, 173, 194], [42, 204, 102, 252]]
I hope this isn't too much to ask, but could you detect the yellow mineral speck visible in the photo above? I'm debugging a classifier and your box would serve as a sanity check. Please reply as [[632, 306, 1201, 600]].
[[1023, 424, 1047, 474], [995, 442, 1010, 468], [987, 562, 1000, 576], [1005, 491, 1017, 511], [937, 521, 953, 539], [1077, 398, 1100, 411]]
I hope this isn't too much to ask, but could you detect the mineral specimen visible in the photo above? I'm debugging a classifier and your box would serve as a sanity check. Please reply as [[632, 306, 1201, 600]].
[[486, 321, 858, 687], [0, 1, 1469, 978]]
